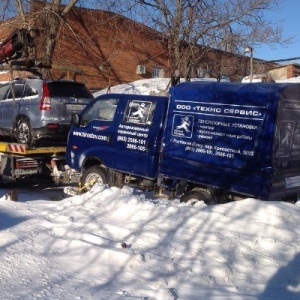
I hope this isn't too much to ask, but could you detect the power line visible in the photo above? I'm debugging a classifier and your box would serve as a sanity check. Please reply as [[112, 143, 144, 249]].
[[269, 57, 300, 63]]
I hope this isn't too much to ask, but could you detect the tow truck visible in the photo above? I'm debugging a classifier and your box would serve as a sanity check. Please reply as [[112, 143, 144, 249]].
[[0, 28, 82, 187], [0, 141, 80, 185], [0, 28, 40, 64]]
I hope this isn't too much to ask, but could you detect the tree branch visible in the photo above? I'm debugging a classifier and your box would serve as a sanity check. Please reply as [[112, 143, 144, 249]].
[[62, 0, 79, 16]]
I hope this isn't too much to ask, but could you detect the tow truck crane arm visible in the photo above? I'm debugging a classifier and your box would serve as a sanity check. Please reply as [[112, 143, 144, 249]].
[[0, 28, 39, 64]]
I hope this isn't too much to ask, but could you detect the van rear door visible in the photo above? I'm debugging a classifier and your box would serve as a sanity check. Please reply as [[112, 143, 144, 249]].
[[271, 84, 300, 199]]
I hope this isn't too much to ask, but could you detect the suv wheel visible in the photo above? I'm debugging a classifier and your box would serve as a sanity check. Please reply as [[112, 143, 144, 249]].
[[15, 119, 32, 145]]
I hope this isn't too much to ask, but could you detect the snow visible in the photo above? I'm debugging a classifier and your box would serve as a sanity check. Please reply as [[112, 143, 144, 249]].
[[1, 78, 300, 299], [94, 77, 222, 96], [276, 76, 300, 83], [242, 75, 300, 83], [94, 78, 171, 96], [0, 183, 300, 300], [95, 77, 300, 97]]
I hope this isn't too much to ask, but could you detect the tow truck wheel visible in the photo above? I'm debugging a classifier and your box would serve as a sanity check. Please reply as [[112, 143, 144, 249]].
[[81, 166, 107, 191], [180, 188, 214, 205], [15, 118, 32, 145]]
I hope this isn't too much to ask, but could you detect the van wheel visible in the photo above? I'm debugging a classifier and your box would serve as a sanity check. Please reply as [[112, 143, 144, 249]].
[[15, 119, 32, 145], [81, 166, 107, 191], [180, 189, 214, 205]]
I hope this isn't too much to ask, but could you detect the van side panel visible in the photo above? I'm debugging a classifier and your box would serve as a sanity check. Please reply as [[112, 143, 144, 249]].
[[160, 82, 283, 199]]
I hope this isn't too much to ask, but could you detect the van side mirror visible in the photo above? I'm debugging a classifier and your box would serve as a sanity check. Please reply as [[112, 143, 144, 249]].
[[71, 113, 80, 126]]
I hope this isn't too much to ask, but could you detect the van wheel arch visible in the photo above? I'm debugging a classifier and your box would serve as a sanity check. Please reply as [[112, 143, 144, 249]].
[[82, 157, 104, 171]]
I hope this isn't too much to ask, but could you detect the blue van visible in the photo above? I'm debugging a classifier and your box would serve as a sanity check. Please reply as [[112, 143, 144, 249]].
[[66, 82, 300, 204]]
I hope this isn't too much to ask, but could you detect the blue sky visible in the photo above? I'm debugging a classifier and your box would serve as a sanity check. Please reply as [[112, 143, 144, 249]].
[[255, 0, 300, 63]]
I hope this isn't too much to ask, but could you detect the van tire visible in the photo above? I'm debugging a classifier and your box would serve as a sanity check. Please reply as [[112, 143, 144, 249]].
[[81, 166, 107, 191], [180, 189, 214, 205], [15, 118, 32, 145]]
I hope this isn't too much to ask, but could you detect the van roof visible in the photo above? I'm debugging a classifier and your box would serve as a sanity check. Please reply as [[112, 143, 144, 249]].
[[170, 81, 300, 105]]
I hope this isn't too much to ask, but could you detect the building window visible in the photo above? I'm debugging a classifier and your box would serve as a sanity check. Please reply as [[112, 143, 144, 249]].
[[152, 67, 163, 78]]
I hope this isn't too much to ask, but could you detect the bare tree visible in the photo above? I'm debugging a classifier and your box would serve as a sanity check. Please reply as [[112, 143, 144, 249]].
[[0, 0, 291, 83], [0, 0, 79, 77], [134, 0, 291, 84], [0, 0, 143, 80]]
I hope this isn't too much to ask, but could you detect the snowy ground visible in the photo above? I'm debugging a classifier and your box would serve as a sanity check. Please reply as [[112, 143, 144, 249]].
[[0, 182, 300, 300]]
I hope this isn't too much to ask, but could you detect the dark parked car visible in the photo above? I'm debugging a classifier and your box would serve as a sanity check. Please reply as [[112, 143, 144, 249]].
[[0, 77, 94, 146]]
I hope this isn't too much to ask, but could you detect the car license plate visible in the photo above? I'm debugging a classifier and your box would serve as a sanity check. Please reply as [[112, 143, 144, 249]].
[[15, 169, 38, 175], [66, 104, 85, 111]]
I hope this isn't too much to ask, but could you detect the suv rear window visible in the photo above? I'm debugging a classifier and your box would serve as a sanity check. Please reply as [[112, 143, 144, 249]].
[[47, 82, 92, 98]]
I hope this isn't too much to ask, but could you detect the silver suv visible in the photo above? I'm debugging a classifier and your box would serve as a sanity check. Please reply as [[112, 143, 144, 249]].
[[0, 77, 94, 146]]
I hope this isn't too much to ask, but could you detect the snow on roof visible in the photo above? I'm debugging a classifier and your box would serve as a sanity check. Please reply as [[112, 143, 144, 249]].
[[242, 75, 300, 83], [94, 77, 222, 96], [276, 76, 300, 83]]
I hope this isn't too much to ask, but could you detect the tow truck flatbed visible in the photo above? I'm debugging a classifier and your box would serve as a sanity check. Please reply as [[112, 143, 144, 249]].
[[0, 142, 70, 183], [0, 142, 66, 156]]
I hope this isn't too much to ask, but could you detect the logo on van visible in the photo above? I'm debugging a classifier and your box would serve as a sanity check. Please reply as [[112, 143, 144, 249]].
[[172, 114, 193, 138], [126, 100, 153, 125], [93, 125, 110, 131], [277, 121, 295, 157]]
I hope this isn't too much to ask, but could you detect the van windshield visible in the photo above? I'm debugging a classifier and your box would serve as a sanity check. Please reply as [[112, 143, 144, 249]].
[[81, 98, 119, 125]]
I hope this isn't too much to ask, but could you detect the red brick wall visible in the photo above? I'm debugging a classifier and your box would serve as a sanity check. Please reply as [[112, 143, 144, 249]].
[[39, 6, 170, 89]]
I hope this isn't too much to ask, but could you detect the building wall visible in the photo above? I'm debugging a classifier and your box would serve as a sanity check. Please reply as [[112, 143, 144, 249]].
[[51, 8, 171, 90], [266, 64, 300, 81], [0, 6, 171, 89], [289, 64, 300, 78], [267, 66, 288, 81]]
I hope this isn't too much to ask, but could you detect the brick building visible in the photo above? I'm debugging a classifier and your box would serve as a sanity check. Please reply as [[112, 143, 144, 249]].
[[0, 1, 288, 90], [267, 63, 300, 81]]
